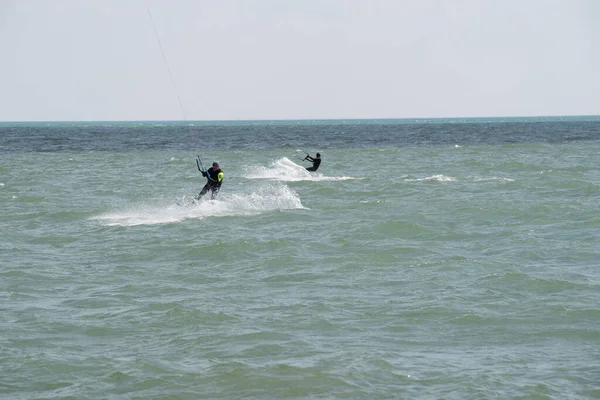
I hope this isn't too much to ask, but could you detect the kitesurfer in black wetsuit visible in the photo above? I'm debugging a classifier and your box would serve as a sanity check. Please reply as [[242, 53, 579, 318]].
[[196, 162, 224, 200], [305, 152, 321, 172]]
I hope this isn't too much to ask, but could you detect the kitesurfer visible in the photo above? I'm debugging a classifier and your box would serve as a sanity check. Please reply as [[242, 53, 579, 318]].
[[197, 162, 224, 200], [305, 152, 321, 172]]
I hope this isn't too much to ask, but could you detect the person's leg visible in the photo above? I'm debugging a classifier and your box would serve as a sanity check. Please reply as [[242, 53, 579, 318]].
[[196, 184, 210, 200]]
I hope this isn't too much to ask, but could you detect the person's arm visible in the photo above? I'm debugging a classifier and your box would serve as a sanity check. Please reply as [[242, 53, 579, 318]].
[[305, 155, 314, 162]]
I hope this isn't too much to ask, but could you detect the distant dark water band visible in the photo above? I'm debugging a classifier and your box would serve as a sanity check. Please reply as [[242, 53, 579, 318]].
[[1, 121, 599, 153]]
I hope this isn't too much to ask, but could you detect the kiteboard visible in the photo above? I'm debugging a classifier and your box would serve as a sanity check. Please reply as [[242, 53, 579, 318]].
[[176, 196, 199, 208]]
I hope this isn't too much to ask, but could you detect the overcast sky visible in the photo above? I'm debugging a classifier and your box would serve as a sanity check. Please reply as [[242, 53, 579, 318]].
[[1, 0, 599, 121]]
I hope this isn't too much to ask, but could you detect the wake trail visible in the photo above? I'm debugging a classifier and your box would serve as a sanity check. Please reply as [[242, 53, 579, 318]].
[[245, 157, 355, 182], [91, 183, 304, 226]]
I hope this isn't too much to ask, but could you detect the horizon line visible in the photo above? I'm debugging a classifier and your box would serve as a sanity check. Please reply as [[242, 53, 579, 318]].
[[1, 114, 599, 124]]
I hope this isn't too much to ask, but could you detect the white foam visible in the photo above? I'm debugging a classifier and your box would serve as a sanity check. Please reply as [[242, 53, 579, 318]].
[[472, 176, 514, 182], [92, 183, 305, 227], [245, 157, 355, 182], [405, 175, 513, 183], [405, 174, 457, 182]]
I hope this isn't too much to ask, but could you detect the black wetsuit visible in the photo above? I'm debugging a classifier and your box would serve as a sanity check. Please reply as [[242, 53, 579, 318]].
[[306, 157, 321, 172], [197, 167, 224, 200]]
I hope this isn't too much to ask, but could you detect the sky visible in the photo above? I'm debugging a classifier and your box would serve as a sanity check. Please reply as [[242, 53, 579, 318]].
[[1, 0, 599, 121]]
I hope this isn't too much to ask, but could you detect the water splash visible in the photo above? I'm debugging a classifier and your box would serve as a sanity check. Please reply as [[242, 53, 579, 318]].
[[92, 183, 304, 226], [245, 157, 355, 182]]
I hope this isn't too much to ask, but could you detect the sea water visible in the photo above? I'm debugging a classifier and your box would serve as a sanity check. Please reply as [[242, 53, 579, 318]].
[[1, 118, 600, 399]]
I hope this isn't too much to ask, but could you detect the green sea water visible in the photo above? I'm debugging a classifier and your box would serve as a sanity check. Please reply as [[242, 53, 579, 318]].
[[1, 122, 600, 399]]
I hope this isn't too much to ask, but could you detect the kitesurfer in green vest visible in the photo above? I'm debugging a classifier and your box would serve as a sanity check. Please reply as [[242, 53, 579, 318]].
[[196, 162, 224, 200]]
